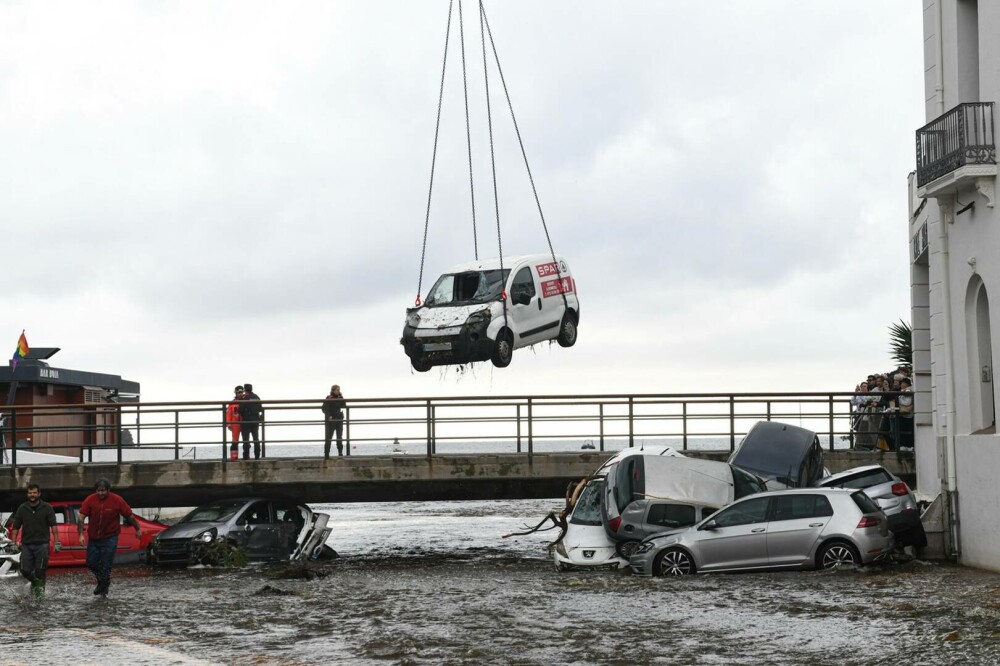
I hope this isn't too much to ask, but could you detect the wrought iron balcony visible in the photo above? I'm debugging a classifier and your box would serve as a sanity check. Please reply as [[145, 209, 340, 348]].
[[916, 102, 996, 188]]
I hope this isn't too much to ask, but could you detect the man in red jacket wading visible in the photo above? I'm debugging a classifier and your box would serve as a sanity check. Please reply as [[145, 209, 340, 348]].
[[77, 478, 141, 597]]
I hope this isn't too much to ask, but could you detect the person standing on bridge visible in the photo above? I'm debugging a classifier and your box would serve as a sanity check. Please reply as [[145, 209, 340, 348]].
[[322, 384, 346, 457], [238, 383, 263, 460], [226, 386, 243, 461], [77, 478, 141, 597], [10, 483, 60, 597]]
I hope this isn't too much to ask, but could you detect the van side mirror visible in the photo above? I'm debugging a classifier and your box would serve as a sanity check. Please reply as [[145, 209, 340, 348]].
[[699, 519, 718, 531]]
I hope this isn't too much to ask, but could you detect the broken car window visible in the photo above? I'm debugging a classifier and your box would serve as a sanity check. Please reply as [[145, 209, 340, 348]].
[[425, 270, 510, 306]]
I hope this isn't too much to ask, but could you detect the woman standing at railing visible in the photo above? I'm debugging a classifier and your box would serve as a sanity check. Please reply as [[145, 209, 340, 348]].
[[226, 386, 243, 461]]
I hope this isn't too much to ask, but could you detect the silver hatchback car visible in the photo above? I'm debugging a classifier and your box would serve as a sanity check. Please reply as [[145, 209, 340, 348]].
[[629, 488, 893, 576]]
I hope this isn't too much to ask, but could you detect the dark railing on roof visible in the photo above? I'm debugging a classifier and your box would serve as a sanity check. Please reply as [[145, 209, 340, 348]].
[[916, 101, 996, 187]]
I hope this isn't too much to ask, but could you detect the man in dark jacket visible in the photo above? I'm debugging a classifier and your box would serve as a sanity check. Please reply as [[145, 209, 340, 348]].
[[11, 483, 60, 596], [238, 383, 263, 460], [322, 384, 346, 457]]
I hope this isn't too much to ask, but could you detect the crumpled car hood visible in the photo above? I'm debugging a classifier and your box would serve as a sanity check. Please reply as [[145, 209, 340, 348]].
[[159, 521, 222, 539], [412, 304, 490, 329]]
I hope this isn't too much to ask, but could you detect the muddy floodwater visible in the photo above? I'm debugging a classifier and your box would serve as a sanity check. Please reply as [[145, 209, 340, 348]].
[[2, 499, 1000, 665]]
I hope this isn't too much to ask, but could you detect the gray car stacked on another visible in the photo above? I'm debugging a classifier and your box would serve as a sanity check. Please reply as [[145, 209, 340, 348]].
[[629, 488, 894, 576], [816, 464, 927, 548]]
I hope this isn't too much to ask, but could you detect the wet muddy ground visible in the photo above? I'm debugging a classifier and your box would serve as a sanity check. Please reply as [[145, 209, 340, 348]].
[[2, 499, 999, 665]]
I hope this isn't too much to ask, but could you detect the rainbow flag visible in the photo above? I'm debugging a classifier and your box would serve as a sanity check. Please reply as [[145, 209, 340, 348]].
[[11, 331, 29, 368]]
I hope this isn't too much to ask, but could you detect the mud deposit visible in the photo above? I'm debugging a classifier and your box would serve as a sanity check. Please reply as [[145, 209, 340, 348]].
[[1, 499, 999, 665]]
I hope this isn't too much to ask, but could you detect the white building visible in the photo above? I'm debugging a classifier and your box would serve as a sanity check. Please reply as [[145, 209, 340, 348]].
[[910, 1, 999, 571]]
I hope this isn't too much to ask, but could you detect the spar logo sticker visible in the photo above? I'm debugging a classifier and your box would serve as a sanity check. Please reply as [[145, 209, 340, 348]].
[[541, 276, 574, 298], [535, 261, 560, 278]]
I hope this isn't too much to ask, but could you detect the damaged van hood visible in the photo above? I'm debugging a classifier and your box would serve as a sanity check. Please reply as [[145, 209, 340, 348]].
[[412, 304, 492, 329]]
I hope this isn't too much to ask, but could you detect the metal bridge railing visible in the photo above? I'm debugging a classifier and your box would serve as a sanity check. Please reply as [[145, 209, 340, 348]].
[[1, 392, 907, 471]]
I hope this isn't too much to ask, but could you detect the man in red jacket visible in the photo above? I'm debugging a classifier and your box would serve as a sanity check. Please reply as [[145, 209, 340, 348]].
[[77, 478, 141, 597]]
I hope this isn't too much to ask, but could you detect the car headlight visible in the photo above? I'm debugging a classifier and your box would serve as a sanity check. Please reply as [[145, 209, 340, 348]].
[[194, 528, 217, 543], [555, 541, 568, 557], [465, 309, 491, 328], [406, 311, 421, 327]]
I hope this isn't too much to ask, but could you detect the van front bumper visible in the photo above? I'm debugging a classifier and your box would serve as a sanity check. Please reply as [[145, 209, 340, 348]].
[[401, 320, 494, 367]]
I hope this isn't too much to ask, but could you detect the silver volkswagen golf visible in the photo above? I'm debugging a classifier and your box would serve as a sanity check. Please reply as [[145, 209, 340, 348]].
[[629, 488, 893, 576]]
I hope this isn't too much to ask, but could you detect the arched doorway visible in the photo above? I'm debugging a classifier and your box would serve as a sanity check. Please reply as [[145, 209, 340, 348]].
[[965, 276, 995, 432]]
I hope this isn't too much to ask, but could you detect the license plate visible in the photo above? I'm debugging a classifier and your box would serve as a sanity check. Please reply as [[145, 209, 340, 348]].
[[422, 342, 452, 352]]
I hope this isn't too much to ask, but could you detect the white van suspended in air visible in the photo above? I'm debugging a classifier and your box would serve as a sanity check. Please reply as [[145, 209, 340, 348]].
[[401, 254, 579, 372]]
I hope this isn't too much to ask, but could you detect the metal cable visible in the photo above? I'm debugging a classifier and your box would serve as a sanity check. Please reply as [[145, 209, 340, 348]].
[[481, 4, 569, 312], [416, 0, 455, 307], [458, 0, 478, 260], [479, 0, 508, 333]]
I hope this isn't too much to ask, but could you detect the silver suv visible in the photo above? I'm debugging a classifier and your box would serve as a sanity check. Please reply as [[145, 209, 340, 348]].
[[816, 464, 926, 548], [629, 488, 893, 576]]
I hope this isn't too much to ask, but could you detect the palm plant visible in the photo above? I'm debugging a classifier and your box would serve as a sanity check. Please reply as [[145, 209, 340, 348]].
[[889, 320, 912, 368]]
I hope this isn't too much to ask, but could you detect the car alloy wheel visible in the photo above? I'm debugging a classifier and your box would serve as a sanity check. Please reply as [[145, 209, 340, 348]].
[[655, 548, 694, 576], [819, 542, 859, 569]]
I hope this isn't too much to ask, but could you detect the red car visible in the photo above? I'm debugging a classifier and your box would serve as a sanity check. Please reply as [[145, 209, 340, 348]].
[[4, 500, 169, 567]]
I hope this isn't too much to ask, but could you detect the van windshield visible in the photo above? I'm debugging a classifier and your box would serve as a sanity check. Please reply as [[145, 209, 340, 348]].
[[425, 269, 510, 306]]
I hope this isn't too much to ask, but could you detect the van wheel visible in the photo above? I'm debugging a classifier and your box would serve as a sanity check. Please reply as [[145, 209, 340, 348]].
[[654, 547, 695, 576], [491, 331, 513, 368], [410, 357, 432, 373], [818, 540, 860, 569], [556, 313, 577, 348]]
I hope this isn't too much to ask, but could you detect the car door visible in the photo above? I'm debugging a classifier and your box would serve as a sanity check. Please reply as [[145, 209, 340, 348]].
[[240, 501, 282, 560], [765, 494, 834, 566], [508, 265, 555, 347], [274, 503, 305, 558], [55, 505, 87, 566], [692, 496, 771, 571]]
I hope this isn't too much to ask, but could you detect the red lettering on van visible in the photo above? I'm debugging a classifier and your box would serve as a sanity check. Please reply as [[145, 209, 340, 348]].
[[541, 277, 575, 298]]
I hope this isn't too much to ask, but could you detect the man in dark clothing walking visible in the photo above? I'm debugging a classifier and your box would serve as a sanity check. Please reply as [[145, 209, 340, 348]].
[[11, 483, 60, 596], [322, 384, 346, 457], [238, 383, 264, 459], [77, 478, 141, 597]]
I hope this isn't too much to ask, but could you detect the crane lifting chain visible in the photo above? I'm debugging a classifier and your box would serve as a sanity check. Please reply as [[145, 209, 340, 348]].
[[414, 0, 570, 318]]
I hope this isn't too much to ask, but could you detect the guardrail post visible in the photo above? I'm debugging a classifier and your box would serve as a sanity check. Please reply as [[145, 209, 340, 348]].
[[426, 399, 432, 457], [848, 402, 855, 448], [261, 408, 266, 459], [828, 394, 835, 451], [9, 412, 16, 472], [766, 401, 772, 421], [174, 410, 180, 460], [516, 404, 522, 453], [729, 395, 736, 451], [628, 397, 634, 448], [599, 402, 604, 452], [682, 401, 688, 450], [136, 406, 141, 446], [222, 404, 228, 462], [527, 398, 533, 461], [117, 403, 123, 465], [346, 406, 351, 457]]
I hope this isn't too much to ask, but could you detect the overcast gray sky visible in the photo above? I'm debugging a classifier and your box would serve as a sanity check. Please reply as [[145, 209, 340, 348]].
[[1, 1, 923, 402]]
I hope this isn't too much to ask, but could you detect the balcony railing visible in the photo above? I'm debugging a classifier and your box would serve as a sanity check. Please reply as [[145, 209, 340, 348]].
[[916, 102, 996, 187]]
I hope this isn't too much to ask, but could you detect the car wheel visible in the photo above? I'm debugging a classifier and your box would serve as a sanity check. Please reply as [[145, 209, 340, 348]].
[[556, 312, 577, 348], [615, 540, 640, 559], [654, 547, 695, 576], [818, 541, 860, 569], [410, 356, 432, 373], [491, 330, 514, 368]]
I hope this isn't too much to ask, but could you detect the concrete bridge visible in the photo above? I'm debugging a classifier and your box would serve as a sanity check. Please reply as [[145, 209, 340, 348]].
[[0, 450, 915, 509]]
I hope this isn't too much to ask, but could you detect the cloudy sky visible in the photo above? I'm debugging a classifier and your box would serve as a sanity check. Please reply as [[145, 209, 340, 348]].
[[1, 1, 924, 403]]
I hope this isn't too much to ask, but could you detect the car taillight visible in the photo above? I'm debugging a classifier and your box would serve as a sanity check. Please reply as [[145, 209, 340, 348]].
[[857, 516, 880, 528], [891, 482, 910, 496], [608, 516, 622, 533]]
